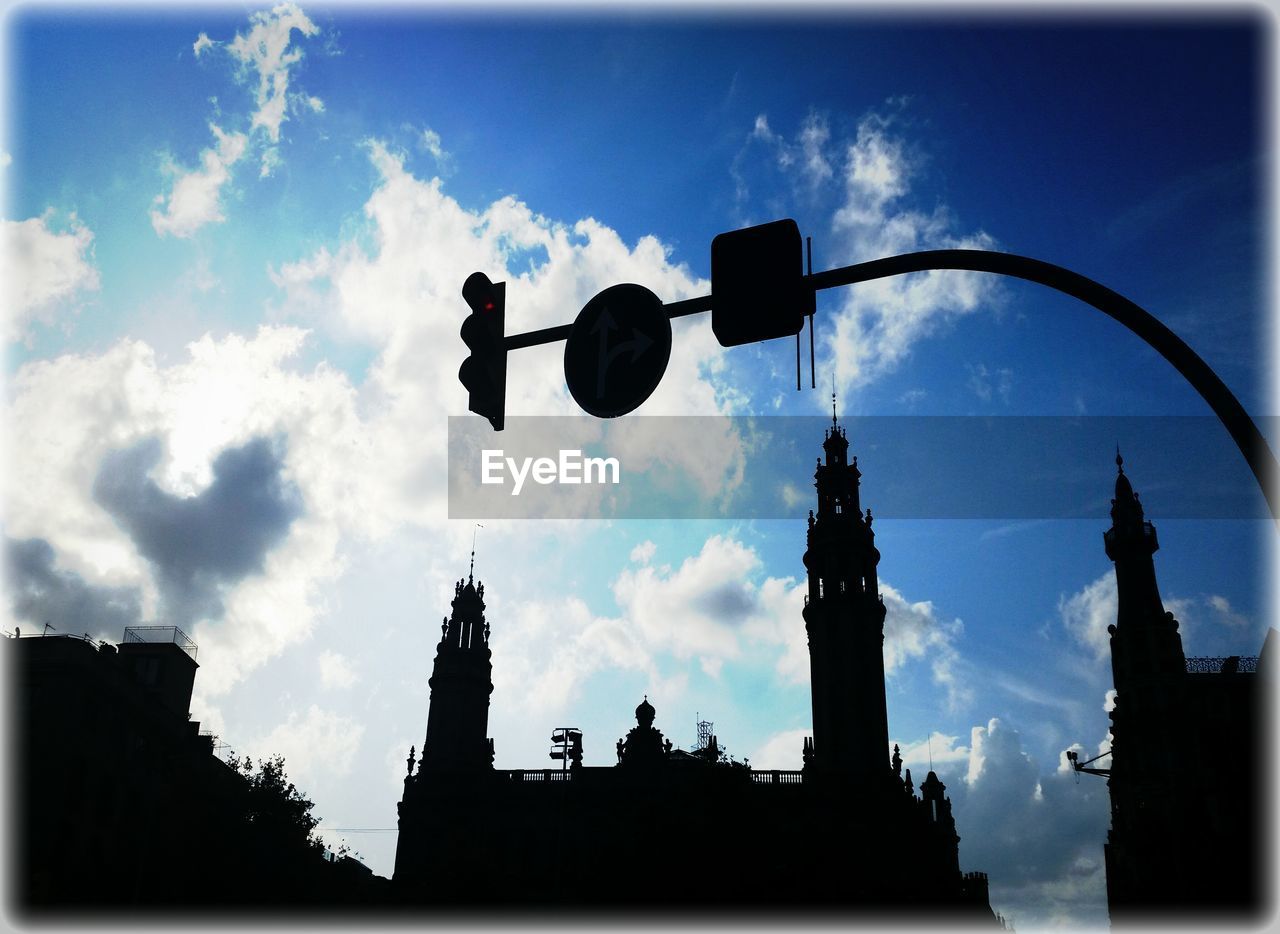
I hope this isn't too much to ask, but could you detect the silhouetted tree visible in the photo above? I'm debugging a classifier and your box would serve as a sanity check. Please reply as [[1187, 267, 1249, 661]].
[[226, 753, 324, 858]]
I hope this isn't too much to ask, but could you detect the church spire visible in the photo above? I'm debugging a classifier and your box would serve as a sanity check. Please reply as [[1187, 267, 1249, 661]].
[[420, 560, 496, 772], [1103, 453, 1184, 684], [468, 523, 483, 585], [802, 410, 888, 781], [832, 373, 838, 428]]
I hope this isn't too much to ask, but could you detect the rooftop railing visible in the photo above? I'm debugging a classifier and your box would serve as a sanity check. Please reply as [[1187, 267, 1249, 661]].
[[494, 767, 807, 785], [750, 770, 805, 785], [123, 626, 198, 661], [499, 769, 573, 782], [1185, 655, 1258, 674]]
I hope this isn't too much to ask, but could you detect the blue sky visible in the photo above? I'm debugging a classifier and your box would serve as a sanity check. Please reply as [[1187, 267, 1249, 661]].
[[2, 5, 1273, 930]]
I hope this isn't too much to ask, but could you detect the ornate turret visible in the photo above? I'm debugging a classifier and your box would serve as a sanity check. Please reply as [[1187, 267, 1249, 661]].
[[1104, 451, 1185, 685], [617, 695, 670, 767], [802, 396, 890, 781], [419, 568, 495, 772], [920, 770, 962, 878]]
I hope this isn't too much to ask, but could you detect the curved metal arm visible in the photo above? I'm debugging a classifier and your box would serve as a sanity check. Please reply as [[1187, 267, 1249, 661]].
[[808, 250, 1276, 522]]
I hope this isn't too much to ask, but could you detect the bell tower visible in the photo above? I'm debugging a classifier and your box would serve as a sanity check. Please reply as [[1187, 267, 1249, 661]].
[[1101, 452, 1189, 912], [802, 398, 889, 780], [1104, 450, 1186, 687], [420, 559, 495, 772]]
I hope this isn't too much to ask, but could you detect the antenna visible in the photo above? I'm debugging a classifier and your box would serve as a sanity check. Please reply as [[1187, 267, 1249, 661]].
[[831, 372, 838, 426], [928, 733, 934, 772], [470, 523, 484, 582], [807, 236, 816, 389], [795, 317, 802, 391], [695, 713, 714, 753]]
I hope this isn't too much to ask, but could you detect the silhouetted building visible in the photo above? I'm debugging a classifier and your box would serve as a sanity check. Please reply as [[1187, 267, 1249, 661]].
[[9, 625, 388, 913], [394, 413, 995, 919], [1093, 454, 1271, 924]]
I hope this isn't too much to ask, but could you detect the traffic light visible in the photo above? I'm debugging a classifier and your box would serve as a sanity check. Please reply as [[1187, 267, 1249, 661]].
[[459, 272, 507, 431], [710, 218, 815, 347], [550, 728, 583, 768]]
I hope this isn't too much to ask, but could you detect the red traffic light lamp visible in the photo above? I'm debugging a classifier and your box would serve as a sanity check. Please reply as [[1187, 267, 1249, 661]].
[[458, 272, 507, 431]]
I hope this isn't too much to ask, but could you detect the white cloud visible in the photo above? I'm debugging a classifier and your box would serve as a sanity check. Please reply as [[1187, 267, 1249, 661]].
[[14, 139, 739, 705], [271, 140, 733, 528], [1206, 593, 1249, 628], [733, 103, 999, 401], [521, 532, 967, 710], [1060, 571, 1117, 662], [612, 534, 761, 665], [882, 582, 971, 710], [826, 108, 999, 396], [750, 727, 809, 769], [156, 6, 324, 232], [318, 649, 358, 688], [7, 340, 165, 592], [936, 718, 1112, 929], [797, 112, 834, 187], [385, 737, 416, 792], [966, 361, 1014, 404], [151, 123, 248, 238], [893, 730, 970, 773], [2, 213, 100, 343], [490, 534, 799, 719], [629, 540, 656, 565], [5, 326, 366, 694], [489, 536, 771, 718], [745, 111, 833, 192], [835, 110, 910, 227], [778, 482, 806, 509], [249, 704, 365, 786], [419, 126, 448, 166], [259, 145, 283, 179], [491, 593, 651, 716], [227, 2, 320, 143], [750, 715, 1114, 928], [1061, 572, 1261, 677], [608, 536, 966, 702]]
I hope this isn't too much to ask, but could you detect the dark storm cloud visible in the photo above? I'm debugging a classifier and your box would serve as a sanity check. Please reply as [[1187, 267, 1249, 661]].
[[692, 581, 756, 622], [6, 537, 143, 638], [93, 436, 302, 622]]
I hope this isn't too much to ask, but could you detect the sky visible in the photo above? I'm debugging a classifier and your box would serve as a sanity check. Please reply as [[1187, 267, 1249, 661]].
[[2, 3, 1275, 930]]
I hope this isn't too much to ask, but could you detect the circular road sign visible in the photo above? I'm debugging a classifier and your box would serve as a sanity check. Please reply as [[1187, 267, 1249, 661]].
[[564, 284, 672, 418]]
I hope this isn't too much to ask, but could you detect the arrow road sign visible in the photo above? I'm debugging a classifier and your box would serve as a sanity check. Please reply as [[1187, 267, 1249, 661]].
[[564, 284, 671, 418], [593, 309, 655, 398]]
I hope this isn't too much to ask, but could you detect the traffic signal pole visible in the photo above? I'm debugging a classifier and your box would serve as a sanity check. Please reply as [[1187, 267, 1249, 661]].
[[487, 247, 1276, 521], [502, 294, 712, 351]]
